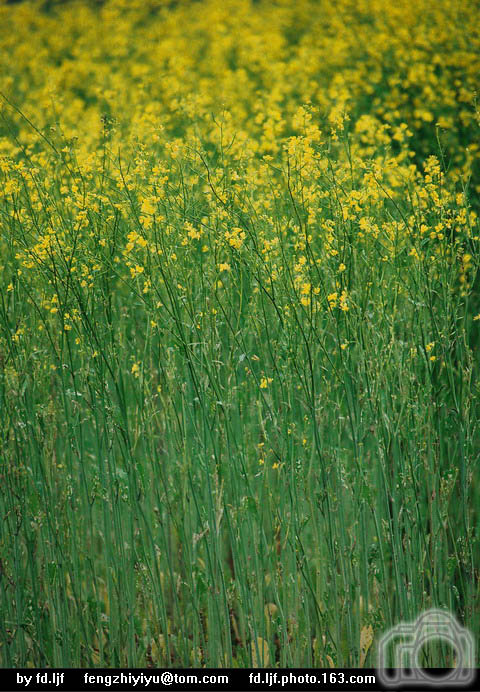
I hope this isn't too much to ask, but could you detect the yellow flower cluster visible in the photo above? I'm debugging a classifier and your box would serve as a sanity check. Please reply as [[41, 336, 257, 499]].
[[0, 0, 478, 365]]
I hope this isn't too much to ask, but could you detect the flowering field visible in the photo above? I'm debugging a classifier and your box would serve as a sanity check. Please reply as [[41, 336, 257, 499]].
[[1, 0, 479, 668]]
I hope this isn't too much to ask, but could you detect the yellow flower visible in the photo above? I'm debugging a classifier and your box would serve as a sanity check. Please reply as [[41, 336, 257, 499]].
[[327, 292, 338, 308], [130, 264, 144, 278], [225, 227, 246, 250]]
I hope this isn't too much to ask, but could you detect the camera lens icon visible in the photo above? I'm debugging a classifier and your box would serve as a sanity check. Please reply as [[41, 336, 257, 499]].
[[377, 609, 475, 688]]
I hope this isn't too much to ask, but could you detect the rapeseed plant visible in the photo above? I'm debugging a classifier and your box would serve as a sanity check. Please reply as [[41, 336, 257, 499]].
[[0, 0, 479, 669]]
